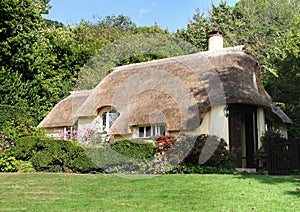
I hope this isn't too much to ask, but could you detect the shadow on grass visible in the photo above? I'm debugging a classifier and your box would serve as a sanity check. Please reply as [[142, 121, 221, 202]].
[[286, 190, 300, 197], [234, 173, 300, 197]]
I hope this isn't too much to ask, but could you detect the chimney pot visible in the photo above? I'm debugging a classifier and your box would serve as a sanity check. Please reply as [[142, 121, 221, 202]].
[[208, 31, 223, 51]]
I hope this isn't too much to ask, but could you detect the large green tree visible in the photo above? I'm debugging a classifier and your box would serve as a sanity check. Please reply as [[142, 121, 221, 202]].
[[263, 15, 300, 138], [175, 9, 209, 51], [0, 0, 90, 136]]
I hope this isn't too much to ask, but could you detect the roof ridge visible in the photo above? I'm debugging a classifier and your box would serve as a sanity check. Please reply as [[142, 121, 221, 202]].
[[112, 45, 246, 71]]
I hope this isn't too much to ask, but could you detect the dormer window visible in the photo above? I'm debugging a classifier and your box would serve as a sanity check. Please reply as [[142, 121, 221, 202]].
[[100, 109, 120, 132]]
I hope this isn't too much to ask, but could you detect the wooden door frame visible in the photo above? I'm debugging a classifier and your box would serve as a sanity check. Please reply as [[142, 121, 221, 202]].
[[228, 104, 258, 168]]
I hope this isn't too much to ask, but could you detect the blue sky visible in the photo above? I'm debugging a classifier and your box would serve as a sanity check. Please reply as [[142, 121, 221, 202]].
[[45, 0, 239, 32]]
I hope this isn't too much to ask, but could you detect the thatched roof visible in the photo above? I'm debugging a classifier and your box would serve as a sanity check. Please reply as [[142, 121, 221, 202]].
[[40, 46, 292, 132], [38, 90, 91, 128], [74, 46, 292, 134]]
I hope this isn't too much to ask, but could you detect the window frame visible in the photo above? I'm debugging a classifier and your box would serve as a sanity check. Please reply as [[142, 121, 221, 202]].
[[99, 109, 120, 133], [137, 124, 166, 138]]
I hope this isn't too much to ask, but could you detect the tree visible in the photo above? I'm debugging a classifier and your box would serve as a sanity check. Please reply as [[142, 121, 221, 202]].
[[72, 15, 136, 57], [0, 0, 91, 133], [263, 15, 300, 138], [175, 9, 209, 51]]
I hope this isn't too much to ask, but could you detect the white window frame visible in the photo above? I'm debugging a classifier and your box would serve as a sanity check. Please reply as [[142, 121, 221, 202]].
[[137, 124, 166, 138], [99, 109, 120, 133]]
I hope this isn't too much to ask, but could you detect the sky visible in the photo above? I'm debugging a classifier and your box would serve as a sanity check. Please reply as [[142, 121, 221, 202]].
[[44, 0, 239, 32]]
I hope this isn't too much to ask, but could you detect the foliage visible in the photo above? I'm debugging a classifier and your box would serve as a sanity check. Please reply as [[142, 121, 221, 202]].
[[154, 134, 235, 172], [0, 105, 44, 139], [55, 129, 78, 141], [0, 135, 19, 172], [0, 135, 15, 154], [76, 32, 198, 90], [260, 131, 288, 144], [15, 160, 35, 172], [78, 129, 106, 146], [12, 136, 103, 173], [175, 9, 209, 51], [169, 165, 237, 174], [72, 15, 136, 57], [0, 154, 18, 172], [262, 15, 300, 139], [110, 139, 155, 160], [255, 131, 288, 166], [97, 135, 235, 175], [134, 23, 169, 34]]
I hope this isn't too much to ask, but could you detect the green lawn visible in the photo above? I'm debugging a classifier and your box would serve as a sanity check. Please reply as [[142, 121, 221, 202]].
[[0, 173, 299, 211]]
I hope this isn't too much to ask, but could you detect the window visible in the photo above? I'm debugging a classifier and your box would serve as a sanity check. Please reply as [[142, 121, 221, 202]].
[[265, 113, 274, 132], [265, 117, 273, 132], [102, 110, 120, 132], [138, 125, 166, 138]]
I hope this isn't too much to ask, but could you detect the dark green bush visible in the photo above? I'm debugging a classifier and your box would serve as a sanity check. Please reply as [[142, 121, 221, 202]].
[[149, 134, 236, 174], [256, 131, 289, 167], [110, 139, 155, 159], [156, 134, 235, 169], [260, 131, 288, 144], [12, 136, 103, 173], [0, 105, 43, 139], [183, 135, 235, 169]]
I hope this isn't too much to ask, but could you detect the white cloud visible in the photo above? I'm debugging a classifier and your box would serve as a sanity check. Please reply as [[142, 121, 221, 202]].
[[139, 8, 151, 16], [139, 2, 156, 16]]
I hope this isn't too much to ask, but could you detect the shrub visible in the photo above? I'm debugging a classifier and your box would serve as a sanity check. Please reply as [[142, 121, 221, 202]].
[[15, 160, 35, 173], [255, 131, 289, 167], [260, 131, 288, 144], [0, 154, 18, 172], [169, 165, 237, 175], [110, 139, 155, 159], [0, 135, 19, 172], [12, 136, 103, 173], [153, 134, 235, 174], [0, 105, 44, 139], [82, 139, 156, 174]]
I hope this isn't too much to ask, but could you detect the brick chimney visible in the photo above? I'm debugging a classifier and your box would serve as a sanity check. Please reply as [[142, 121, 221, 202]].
[[208, 31, 223, 51]]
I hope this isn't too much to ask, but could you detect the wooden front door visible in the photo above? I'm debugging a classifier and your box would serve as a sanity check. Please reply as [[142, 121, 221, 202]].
[[229, 104, 258, 168]]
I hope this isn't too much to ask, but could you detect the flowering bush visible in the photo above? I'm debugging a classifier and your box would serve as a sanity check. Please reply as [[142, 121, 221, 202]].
[[54, 128, 108, 146], [54, 129, 78, 141], [151, 134, 235, 174], [0, 135, 18, 172], [78, 129, 106, 146], [0, 135, 15, 154]]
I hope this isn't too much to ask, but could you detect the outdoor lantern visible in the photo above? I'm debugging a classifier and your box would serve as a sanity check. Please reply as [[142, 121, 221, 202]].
[[223, 105, 229, 117]]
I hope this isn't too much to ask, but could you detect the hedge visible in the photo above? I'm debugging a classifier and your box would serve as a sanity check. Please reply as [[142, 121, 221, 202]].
[[12, 136, 103, 173]]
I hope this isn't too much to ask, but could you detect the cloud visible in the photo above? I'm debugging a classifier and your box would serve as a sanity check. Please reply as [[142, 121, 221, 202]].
[[139, 8, 151, 16], [139, 2, 156, 16]]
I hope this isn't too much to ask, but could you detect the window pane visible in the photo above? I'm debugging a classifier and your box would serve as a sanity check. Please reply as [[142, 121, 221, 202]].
[[160, 125, 166, 135], [146, 126, 151, 137], [139, 127, 144, 137]]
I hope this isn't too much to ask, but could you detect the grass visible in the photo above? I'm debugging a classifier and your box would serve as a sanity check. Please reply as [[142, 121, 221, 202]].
[[0, 173, 299, 211]]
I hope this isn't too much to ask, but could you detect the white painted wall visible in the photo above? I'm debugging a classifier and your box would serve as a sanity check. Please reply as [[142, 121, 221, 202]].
[[208, 105, 229, 141], [180, 104, 229, 143], [78, 116, 100, 135]]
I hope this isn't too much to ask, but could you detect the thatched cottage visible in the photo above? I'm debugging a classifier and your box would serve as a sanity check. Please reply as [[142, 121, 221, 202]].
[[39, 32, 292, 169]]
